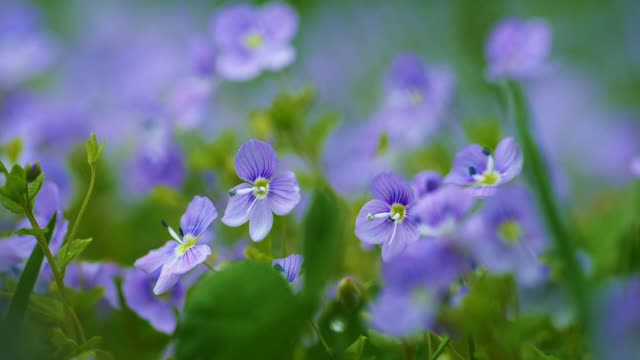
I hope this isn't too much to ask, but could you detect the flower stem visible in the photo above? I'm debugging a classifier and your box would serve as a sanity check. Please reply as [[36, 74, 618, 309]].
[[504, 81, 590, 330], [431, 336, 450, 360], [425, 332, 432, 360], [309, 319, 334, 359], [61, 164, 96, 276]]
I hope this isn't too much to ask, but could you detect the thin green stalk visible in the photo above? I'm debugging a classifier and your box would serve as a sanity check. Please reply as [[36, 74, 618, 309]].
[[309, 319, 334, 359], [425, 333, 432, 360], [61, 164, 96, 276], [504, 81, 590, 331], [467, 337, 476, 360], [431, 336, 450, 360]]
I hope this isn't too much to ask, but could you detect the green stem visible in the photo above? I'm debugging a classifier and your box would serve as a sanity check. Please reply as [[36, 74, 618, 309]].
[[467, 337, 476, 360], [504, 81, 590, 330], [431, 336, 450, 360], [426, 333, 432, 360], [62, 164, 96, 276], [309, 319, 334, 359]]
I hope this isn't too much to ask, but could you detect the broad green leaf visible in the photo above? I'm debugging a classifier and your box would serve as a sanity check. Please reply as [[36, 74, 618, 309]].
[[0, 190, 24, 214], [86, 133, 105, 165], [175, 261, 306, 360], [344, 336, 367, 360], [57, 238, 93, 269], [301, 184, 345, 306]]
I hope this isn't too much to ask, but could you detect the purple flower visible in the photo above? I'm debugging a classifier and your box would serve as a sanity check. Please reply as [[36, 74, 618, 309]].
[[485, 18, 551, 80], [631, 156, 640, 178], [222, 139, 301, 242], [593, 277, 640, 360], [412, 186, 474, 239], [135, 196, 217, 295], [273, 253, 303, 284], [355, 172, 419, 261], [123, 269, 185, 334], [65, 262, 121, 310], [369, 288, 437, 338], [444, 137, 523, 197], [375, 53, 455, 148], [411, 171, 443, 199], [461, 186, 548, 286], [127, 135, 186, 194], [211, 2, 298, 81]]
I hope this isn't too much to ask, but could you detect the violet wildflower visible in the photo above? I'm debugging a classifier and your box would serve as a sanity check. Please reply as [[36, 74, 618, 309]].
[[273, 253, 303, 284], [222, 139, 301, 242], [412, 186, 474, 239], [631, 156, 640, 178], [135, 196, 216, 295], [375, 53, 454, 147], [123, 269, 185, 334], [411, 171, 443, 199], [485, 18, 551, 80], [212, 2, 298, 81], [461, 186, 548, 286], [65, 262, 121, 310], [128, 138, 186, 194], [355, 172, 419, 261], [444, 137, 523, 197]]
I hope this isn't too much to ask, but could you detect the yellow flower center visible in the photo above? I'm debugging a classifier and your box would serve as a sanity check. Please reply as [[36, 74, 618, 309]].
[[177, 235, 198, 255], [245, 33, 263, 49], [498, 221, 522, 244], [253, 178, 270, 199], [390, 203, 407, 222]]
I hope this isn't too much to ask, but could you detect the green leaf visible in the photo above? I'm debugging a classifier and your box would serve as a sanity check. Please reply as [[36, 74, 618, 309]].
[[366, 329, 403, 353], [301, 184, 345, 306], [2, 213, 57, 356], [344, 335, 367, 360], [15, 228, 47, 237], [175, 261, 306, 360], [65, 286, 105, 314], [306, 112, 340, 161], [244, 246, 274, 263], [2, 138, 23, 164], [5, 164, 27, 202], [57, 238, 93, 269], [86, 133, 105, 165], [27, 171, 44, 201], [0, 160, 7, 175], [522, 344, 559, 360], [51, 327, 79, 359], [0, 190, 24, 214]]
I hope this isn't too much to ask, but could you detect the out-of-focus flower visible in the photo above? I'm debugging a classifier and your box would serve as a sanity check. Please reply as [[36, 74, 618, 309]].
[[630, 156, 640, 178], [593, 276, 640, 360], [135, 196, 216, 295], [374, 53, 455, 148], [444, 137, 523, 197], [222, 139, 301, 242], [0, 3, 57, 88], [355, 172, 419, 261], [461, 186, 548, 286], [273, 253, 303, 284], [123, 269, 185, 334], [370, 240, 467, 337], [485, 18, 551, 80], [411, 171, 443, 199], [65, 262, 121, 310], [211, 2, 298, 81], [412, 186, 474, 239]]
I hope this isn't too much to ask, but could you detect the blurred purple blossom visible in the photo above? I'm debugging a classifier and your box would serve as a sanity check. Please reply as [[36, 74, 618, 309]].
[[355, 172, 419, 261], [485, 18, 551, 80], [135, 196, 216, 295], [222, 139, 301, 242], [65, 262, 121, 310], [630, 156, 640, 178], [444, 137, 523, 197], [412, 186, 474, 239], [411, 171, 443, 199], [123, 269, 185, 334], [211, 3, 298, 81]]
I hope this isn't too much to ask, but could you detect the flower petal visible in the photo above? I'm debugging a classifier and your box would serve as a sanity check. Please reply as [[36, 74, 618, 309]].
[[410, 171, 442, 199], [211, 4, 255, 49], [216, 51, 262, 82], [259, 45, 295, 71], [267, 170, 300, 216], [180, 196, 217, 238], [444, 144, 488, 185], [355, 199, 392, 244], [222, 183, 255, 227], [173, 245, 212, 275], [494, 137, 523, 183], [273, 254, 303, 283], [153, 262, 182, 295], [381, 220, 419, 262], [134, 241, 178, 274], [370, 172, 414, 205], [258, 2, 298, 44], [234, 139, 278, 183], [249, 200, 273, 242], [122, 270, 178, 334]]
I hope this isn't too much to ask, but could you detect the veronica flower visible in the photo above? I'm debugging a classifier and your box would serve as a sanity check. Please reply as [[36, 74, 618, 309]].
[[485, 17, 551, 80], [375, 53, 455, 148], [355, 172, 419, 261], [412, 186, 474, 239], [410, 170, 442, 199], [222, 139, 301, 242], [273, 253, 303, 284], [135, 196, 216, 295], [128, 137, 186, 194], [461, 186, 547, 286], [444, 137, 523, 197], [65, 262, 121, 310], [211, 2, 298, 81], [123, 269, 185, 334], [631, 156, 640, 178]]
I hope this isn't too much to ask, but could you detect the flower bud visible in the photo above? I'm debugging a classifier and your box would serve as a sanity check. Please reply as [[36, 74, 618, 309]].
[[336, 277, 362, 312], [25, 162, 42, 183]]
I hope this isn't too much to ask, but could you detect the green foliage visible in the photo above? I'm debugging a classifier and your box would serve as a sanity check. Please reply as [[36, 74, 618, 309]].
[[51, 328, 103, 360], [244, 246, 274, 263], [0, 159, 8, 175], [301, 184, 346, 306], [463, 118, 503, 149], [86, 133, 106, 166], [57, 238, 93, 270], [15, 228, 47, 237], [306, 112, 340, 162], [0, 162, 46, 214], [175, 261, 306, 360], [0, 138, 24, 164], [344, 336, 367, 360]]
